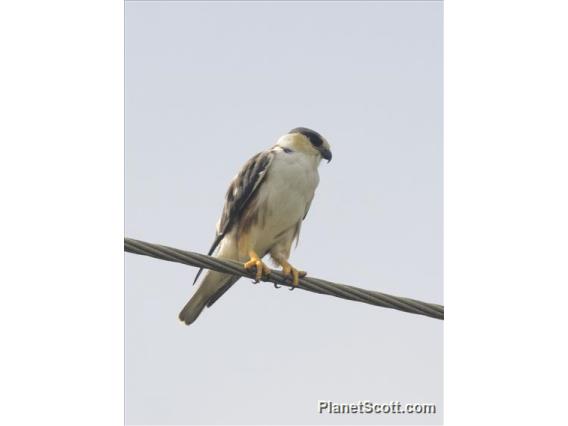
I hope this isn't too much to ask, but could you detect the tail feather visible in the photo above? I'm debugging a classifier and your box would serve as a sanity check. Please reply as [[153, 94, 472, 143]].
[[178, 293, 208, 326], [178, 270, 239, 326], [206, 275, 240, 308]]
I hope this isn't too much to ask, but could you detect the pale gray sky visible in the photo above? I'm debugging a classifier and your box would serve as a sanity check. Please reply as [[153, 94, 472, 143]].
[[125, 1, 443, 424]]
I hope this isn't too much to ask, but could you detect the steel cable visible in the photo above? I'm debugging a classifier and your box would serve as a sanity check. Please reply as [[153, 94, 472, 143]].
[[125, 237, 444, 320]]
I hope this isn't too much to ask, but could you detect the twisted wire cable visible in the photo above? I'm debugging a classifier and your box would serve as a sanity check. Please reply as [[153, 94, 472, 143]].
[[125, 237, 444, 320]]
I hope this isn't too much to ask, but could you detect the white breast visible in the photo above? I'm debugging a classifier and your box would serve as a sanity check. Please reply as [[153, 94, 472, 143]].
[[253, 150, 320, 253]]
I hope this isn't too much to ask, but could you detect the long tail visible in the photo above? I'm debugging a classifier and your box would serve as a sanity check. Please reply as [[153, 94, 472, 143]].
[[178, 269, 239, 326]]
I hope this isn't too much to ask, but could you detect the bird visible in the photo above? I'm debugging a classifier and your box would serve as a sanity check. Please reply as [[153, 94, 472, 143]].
[[178, 127, 332, 325]]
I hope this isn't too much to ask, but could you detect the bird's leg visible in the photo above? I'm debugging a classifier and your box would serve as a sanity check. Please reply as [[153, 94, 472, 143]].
[[276, 259, 306, 287], [243, 250, 271, 283]]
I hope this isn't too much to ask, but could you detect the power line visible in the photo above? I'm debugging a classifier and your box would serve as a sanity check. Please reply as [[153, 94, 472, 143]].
[[125, 237, 444, 320]]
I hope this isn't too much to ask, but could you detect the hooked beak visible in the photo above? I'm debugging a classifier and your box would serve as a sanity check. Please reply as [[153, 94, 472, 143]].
[[320, 148, 332, 163]]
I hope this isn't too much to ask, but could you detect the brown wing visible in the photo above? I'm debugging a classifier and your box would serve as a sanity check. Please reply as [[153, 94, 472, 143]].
[[192, 150, 275, 284]]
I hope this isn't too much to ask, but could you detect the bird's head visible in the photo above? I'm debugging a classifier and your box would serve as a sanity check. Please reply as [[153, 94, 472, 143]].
[[278, 127, 332, 163]]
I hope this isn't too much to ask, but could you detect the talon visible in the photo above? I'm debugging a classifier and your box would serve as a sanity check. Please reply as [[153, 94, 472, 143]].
[[278, 259, 305, 287], [273, 283, 281, 289], [243, 251, 271, 282]]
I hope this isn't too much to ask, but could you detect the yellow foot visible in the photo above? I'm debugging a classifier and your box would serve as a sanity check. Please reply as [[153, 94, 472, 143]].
[[243, 251, 271, 282], [279, 260, 306, 287]]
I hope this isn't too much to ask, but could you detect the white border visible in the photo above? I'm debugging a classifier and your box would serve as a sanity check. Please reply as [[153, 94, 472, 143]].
[[446, 0, 568, 425], [0, 1, 123, 425], [1, 0, 568, 425]]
